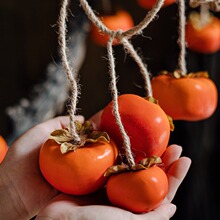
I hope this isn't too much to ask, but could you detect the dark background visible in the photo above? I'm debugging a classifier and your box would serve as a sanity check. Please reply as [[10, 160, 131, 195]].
[[0, 0, 220, 219]]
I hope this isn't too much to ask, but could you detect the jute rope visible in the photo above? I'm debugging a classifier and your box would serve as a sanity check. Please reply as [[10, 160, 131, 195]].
[[79, 0, 164, 166], [106, 33, 135, 166], [178, 0, 187, 75], [58, 0, 164, 166], [58, 0, 80, 142], [79, 0, 165, 98]]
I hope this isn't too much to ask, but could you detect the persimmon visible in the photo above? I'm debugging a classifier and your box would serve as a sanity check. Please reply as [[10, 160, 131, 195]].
[[151, 71, 218, 121], [100, 94, 171, 163], [105, 156, 168, 213], [39, 121, 118, 195], [137, 0, 176, 10], [90, 10, 134, 46], [185, 12, 220, 54], [0, 135, 8, 163]]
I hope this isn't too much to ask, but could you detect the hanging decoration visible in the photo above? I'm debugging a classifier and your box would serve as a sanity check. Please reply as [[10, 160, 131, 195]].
[[151, 0, 218, 121], [39, 0, 172, 213]]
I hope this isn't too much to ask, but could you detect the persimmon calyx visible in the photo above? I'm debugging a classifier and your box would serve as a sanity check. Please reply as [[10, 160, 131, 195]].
[[159, 70, 209, 79], [104, 156, 163, 177], [145, 96, 159, 104], [188, 11, 212, 29], [49, 120, 110, 154], [145, 96, 175, 131]]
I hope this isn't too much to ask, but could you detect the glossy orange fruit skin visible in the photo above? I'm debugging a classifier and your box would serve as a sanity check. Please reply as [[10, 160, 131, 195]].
[[137, 0, 175, 9], [90, 10, 134, 46], [0, 136, 8, 163], [106, 166, 168, 213], [39, 139, 118, 195], [185, 16, 220, 54], [151, 74, 218, 121], [100, 94, 170, 163]]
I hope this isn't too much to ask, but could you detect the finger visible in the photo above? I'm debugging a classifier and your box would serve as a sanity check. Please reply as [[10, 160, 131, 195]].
[[161, 144, 182, 171], [89, 110, 103, 130], [166, 157, 191, 202], [36, 194, 131, 220], [136, 203, 176, 220], [9, 115, 84, 155], [37, 193, 176, 220]]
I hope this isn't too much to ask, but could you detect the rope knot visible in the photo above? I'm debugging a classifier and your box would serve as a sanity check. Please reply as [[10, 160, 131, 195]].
[[109, 29, 124, 43]]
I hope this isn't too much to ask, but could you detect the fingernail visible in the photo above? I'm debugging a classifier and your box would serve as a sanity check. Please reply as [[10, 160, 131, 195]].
[[169, 204, 177, 217]]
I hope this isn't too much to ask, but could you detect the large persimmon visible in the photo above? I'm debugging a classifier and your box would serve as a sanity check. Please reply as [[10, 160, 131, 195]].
[[185, 12, 220, 54], [100, 94, 171, 163], [151, 71, 218, 121], [39, 121, 118, 195], [90, 10, 134, 46], [0, 136, 8, 163], [137, 0, 175, 9]]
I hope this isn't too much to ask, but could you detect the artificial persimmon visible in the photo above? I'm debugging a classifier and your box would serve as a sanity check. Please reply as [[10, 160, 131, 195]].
[[137, 0, 175, 10], [39, 121, 118, 195], [100, 94, 171, 163], [151, 71, 218, 121], [185, 12, 220, 54], [0, 135, 8, 163], [90, 10, 134, 46], [105, 157, 168, 213]]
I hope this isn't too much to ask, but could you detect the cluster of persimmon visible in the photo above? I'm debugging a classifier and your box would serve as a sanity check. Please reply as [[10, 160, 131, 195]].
[[39, 94, 173, 213], [185, 11, 220, 54]]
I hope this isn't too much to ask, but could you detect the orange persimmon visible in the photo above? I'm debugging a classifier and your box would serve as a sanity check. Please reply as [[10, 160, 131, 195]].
[[185, 12, 220, 54], [90, 10, 134, 46], [137, 0, 175, 9], [0, 136, 8, 163], [39, 122, 118, 195], [106, 165, 168, 213], [100, 94, 171, 163], [151, 71, 218, 121]]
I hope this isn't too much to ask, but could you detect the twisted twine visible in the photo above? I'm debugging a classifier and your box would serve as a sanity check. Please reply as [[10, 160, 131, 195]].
[[58, 0, 164, 165], [79, 0, 164, 166], [58, 0, 80, 142], [178, 0, 187, 75]]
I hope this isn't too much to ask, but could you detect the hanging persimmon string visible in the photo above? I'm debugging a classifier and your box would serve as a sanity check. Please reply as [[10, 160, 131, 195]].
[[58, 0, 80, 142], [79, 0, 165, 98], [177, 0, 187, 75], [58, 0, 165, 167], [79, 0, 164, 167]]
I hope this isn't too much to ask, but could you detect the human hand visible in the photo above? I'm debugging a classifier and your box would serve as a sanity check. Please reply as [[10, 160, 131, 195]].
[[35, 111, 191, 220], [35, 144, 190, 220], [0, 115, 84, 220]]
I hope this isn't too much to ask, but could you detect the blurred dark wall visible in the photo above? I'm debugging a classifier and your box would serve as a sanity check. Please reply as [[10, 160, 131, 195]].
[[0, 1, 220, 219], [0, 0, 60, 136]]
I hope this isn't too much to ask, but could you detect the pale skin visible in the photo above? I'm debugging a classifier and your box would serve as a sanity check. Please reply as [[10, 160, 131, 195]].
[[0, 112, 191, 220]]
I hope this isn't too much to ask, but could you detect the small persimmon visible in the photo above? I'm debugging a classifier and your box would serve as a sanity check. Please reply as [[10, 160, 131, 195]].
[[151, 71, 218, 121], [0, 135, 8, 163], [185, 12, 220, 54], [90, 10, 134, 46], [105, 157, 168, 213], [137, 0, 176, 9], [39, 121, 118, 195], [100, 94, 171, 163]]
